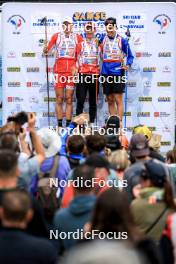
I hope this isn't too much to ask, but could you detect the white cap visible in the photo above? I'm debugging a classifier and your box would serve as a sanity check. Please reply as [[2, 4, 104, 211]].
[[63, 16, 73, 24], [37, 127, 61, 158]]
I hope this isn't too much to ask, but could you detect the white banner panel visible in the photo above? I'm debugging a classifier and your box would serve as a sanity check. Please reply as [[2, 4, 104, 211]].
[[1, 2, 176, 152]]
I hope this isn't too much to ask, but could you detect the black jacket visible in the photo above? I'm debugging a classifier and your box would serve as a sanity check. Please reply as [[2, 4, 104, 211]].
[[0, 188, 48, 238], [0, 227, 57, 264]]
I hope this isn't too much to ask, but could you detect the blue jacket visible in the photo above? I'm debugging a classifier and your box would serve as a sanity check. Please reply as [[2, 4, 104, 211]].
[[100, 33, 134, 76], [60, 122, 85, 165], [30, 155, 70, 197], [53, 194, 96, 254]]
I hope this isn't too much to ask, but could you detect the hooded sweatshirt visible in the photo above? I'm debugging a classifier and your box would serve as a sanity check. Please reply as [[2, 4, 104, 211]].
[[53, 194, 96, 254]]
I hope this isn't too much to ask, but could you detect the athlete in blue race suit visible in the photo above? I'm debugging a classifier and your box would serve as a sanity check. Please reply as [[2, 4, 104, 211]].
[[99, 17, 134, 121]]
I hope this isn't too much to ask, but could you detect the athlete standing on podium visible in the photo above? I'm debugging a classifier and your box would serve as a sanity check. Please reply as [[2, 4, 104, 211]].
[[76, 22, 100, 126], [100, 17, 134, 121], [43, 17, 83, 127]]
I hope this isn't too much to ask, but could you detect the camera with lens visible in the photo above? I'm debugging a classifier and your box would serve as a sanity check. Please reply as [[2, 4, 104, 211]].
[[7, 111, 28, 126]]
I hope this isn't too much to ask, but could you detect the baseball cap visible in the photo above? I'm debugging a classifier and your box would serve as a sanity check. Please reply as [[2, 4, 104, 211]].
[[133, 125, 152, 140], [142, 159, 167, 187], [129, 134, 149, 157], [37, 127, 61, 158], [149, 133, 161, 151], [105, 115, 120, 131], [63, 16, 73, 24], [105, 135, 121, 151]]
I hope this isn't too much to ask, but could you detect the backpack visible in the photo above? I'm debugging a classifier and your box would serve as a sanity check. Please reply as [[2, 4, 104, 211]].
[[37, 155, 60, 224]]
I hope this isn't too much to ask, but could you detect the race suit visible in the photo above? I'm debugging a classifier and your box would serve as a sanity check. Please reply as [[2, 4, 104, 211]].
[[47, 32, 83, 89], [76, 36, 100, 122], [100, 33, 134, 76]]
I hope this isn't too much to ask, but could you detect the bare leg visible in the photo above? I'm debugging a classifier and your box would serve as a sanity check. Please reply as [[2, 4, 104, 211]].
[[114, 93, 123, 120], [65, 87, 74, 120], [55, 88, 64, 119], [106, 94, 117, 115]]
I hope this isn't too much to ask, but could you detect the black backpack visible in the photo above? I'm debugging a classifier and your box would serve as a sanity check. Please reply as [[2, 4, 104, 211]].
[[37, 155, 60, 223]]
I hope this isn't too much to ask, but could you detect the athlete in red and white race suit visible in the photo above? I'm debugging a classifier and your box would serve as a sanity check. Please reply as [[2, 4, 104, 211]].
[[44, 17, 83, 127], [76, 22, 100, 125]]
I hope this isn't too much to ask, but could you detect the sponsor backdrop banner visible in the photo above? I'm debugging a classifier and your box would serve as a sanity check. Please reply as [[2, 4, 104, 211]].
[[1, 2, 176, 152]]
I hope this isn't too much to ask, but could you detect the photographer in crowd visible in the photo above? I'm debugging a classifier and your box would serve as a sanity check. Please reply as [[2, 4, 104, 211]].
[[0, 112, 45, 188]]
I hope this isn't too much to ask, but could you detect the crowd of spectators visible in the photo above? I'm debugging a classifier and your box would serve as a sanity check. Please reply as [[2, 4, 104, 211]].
[[0, 111, 176, 264]]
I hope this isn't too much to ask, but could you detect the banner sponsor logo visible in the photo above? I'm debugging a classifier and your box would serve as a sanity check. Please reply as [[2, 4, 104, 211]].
[[162, 65, 171, 73], [158, 52, 171, 57], [137, 112, 150, 117], [7, 96, 23, 102], [139, 97, 152, 102], [154, 112, 170, 117], [126, 81, 137, 87], [26, 82, 42, 87], [143, 80, 151, 89], [143, 67, 156, 72], [42, 112, 56, 117], [38, 38, 45, 47], [119, 13, 146, 32], [22, 52, 36, 57], [7, 67, 20, 72], [133, 36, 143, 47], [41, 53, 54, 58], [8, 82, 21, 87], [136, 52, 152, 58], [153, 14, 171, 34], [44, 97, 56, 102], [73, 12, 106, 21], [161, 141, 171, 146], [158, 97, 171, 102], [32, 18, 58, 27], [157, 82, 171, 87], [39, 83, 54, 93], [123, 112, 131, 116], [162, 127, 171, 132], [7, 15, 26, 34], [29, 96, 39, 103], [26, 67, 39, 72], [7, 51, 16, 58]]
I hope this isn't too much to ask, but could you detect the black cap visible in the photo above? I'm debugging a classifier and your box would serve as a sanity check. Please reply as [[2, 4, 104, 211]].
[[105, 135, 121, 151], [142, 159, 167, 187], [105, 115, 120, 130]]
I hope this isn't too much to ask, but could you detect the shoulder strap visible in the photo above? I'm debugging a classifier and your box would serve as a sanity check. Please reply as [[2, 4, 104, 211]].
[[145, 206, 168, 234], [38, 155, 60, 179], [50, 155, 60, 178]]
